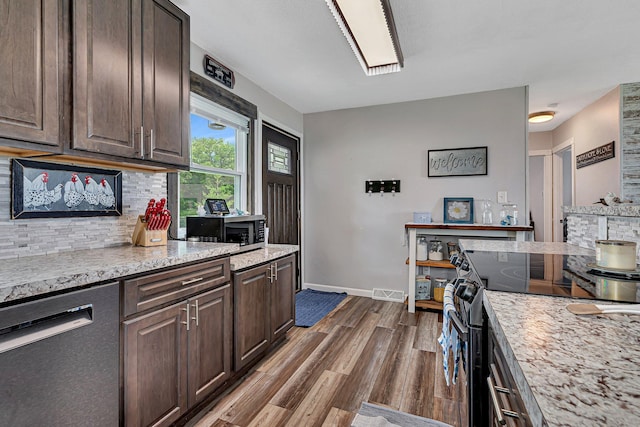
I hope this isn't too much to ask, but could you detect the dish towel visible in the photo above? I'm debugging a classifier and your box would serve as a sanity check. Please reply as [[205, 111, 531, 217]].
[[437, 283, 461, 386]]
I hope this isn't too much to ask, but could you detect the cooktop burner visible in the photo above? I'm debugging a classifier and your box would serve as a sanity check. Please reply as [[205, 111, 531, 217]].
[[464, 250, 640, 303]]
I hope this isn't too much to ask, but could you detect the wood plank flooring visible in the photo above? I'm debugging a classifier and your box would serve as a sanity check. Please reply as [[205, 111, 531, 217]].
[[191, 295, 467, 427]]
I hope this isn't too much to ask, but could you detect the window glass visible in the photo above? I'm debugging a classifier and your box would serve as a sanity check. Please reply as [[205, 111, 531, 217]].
[[177, 96, 249, 235]]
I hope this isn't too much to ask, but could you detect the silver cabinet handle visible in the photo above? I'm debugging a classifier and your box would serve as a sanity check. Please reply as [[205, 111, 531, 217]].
[[181, 277, 203, 286], [273, 262, 278, 281], [140, 126, 145, 158], [191, 300, 199, 326], [487, 376, 506, 425], [181, 302, 190, 331], [487, 375, 520, 424], [267, 265, 273, 283], [149, 128, 154, 159]]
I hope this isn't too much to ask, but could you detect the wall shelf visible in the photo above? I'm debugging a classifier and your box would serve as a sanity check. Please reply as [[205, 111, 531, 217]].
[[405, 258, 455, 269]]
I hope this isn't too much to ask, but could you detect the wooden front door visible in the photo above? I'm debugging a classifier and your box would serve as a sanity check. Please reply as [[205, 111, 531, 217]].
[[261, 124, 300, 245]]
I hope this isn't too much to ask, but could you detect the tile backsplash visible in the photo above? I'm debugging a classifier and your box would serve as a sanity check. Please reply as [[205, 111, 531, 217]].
[[0, 157, 167, 259]]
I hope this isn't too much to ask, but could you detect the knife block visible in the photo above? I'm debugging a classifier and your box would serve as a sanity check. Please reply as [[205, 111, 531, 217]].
[[132, 215, 167, 247]]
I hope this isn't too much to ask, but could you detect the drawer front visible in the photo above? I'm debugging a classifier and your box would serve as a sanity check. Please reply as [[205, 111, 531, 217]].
[[123, 258, 230, 317]]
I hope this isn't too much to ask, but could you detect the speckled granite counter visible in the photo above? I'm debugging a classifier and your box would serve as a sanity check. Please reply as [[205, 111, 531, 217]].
[[459, 239, 595, 255], [0, 241, 238, 305], [230, 244, 299, 271], [484, 291, 640, 426], [461, 240, 640, 425]]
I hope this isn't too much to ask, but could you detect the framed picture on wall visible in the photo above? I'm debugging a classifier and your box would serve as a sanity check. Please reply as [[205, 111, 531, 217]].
[[428, 146, 488, 177], [11, 159, 123, 219], [443, 197, 474, 224]]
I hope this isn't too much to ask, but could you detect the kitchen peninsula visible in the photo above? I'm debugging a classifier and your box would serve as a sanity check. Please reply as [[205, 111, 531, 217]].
[[460, 239, 640, 426]]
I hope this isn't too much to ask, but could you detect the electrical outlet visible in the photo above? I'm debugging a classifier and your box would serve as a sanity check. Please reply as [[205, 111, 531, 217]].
[[497, 191, 508, 204], [598, 217, 608, 239]]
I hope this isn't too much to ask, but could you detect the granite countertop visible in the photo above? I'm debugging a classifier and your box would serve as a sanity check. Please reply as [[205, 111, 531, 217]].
[[484, 291, 640, 426], [464, 239, 639, 425], [230, 244, 299, 271], [458, 239, 596, 255], [0, 241, 239, 305]]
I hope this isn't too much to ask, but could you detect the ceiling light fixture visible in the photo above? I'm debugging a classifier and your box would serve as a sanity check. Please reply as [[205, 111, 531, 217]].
[[528, 111, 555, 124], [325, 0, 404, 76]]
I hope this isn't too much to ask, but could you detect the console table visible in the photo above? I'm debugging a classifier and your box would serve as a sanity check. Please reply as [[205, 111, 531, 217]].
[[405, 223, 533, 313]]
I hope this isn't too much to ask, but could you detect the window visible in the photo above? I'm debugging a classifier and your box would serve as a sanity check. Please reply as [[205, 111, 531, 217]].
[[177, 93, 249, 236]]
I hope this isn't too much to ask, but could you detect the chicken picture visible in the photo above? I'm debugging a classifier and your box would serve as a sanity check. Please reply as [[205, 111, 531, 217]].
[[83, 176, 101, 205], [98, 178, 116, 208], [23, 172, 63, 209], [63, 173, 85, 208]]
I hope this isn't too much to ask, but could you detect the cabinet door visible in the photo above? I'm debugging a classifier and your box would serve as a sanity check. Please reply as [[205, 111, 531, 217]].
[[124, 301, 188, 427], [141, 0, 190, 166], [270, 255, 296, 342], [72, 0, 142, 158], [187, 284, 232, 406], [233, 264, 271, 371], [0, 0, 60, 147]]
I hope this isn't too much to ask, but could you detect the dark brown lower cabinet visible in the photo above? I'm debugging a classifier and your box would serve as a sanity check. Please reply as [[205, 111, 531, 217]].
[[487, 327, 533, 427], [124, 282, 232, 427], [234, 254, 296, 371]]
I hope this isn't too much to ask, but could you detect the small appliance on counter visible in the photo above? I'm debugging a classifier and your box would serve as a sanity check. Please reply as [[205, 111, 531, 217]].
[[132, 198, 172, 247], [186, 199, 266, 251]]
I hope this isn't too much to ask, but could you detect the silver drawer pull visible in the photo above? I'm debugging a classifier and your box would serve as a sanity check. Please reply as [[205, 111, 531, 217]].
[[487, 376, 520, 425], [181, 277, 204, 286]]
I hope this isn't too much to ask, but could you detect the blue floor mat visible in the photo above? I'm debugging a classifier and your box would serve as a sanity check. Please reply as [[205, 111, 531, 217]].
[[295, 289, 347, 327]]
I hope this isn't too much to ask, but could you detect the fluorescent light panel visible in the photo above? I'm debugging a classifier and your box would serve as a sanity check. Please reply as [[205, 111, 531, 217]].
[[326, 0, 404, 76]]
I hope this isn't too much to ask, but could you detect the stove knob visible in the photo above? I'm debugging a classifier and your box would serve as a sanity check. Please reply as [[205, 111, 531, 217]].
[[460, 260, 470, 271], [449, 254, 460, 265], [456, 281, 478, 302]]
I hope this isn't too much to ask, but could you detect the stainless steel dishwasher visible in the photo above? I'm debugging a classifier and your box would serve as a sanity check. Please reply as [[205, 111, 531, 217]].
[[0, 282, 119, 426]]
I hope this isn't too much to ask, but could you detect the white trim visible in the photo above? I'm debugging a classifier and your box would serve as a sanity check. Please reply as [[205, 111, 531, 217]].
[[552, 138, 575, 242], [528, 151, 553, 241], [528, 149, 552, 156], [303, 282, 373, 298]]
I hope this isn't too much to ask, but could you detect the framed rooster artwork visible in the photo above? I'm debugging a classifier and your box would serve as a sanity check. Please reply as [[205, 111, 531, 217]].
[[11, 159, 122, 219]]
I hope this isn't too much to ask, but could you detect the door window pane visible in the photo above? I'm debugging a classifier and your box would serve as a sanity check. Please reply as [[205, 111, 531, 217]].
[[268, 142, 291, 174]]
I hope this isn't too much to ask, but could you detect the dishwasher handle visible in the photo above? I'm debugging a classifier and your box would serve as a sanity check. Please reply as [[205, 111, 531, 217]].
[[0, 305, 93, 354]]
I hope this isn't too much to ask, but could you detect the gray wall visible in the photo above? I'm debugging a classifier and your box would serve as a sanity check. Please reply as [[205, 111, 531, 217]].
[[552, 86, 620, 206], [190, 42, 303, 133], [529, 131, 552, 151], [303, 87, 528, 293]]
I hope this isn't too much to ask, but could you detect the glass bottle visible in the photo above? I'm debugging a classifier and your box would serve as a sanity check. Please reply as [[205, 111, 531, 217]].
[[417, 236, 429, 260], [428, 240, 443, 260], [481, 199, 493, 224], [500, 204, 518, 225], [433, 278, 447, 302]]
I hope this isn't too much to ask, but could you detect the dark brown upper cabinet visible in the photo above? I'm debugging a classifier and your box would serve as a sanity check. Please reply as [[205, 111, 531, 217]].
[[0, 0, 61, 149], [72, 0, 190, 168], [0, 0, 189, 169]]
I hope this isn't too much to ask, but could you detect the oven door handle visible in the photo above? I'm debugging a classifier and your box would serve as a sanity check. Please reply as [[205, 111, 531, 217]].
[[447, 308, 468, 342]]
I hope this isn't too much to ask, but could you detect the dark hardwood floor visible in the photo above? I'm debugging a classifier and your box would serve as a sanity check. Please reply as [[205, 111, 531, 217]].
[[191, 295, 467, 427]]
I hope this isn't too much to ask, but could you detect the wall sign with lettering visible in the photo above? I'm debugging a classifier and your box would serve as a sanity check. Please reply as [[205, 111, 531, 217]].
[[203, 55, 235, 89], [428, 146, 488, 177], [576, 141, 615, 169]]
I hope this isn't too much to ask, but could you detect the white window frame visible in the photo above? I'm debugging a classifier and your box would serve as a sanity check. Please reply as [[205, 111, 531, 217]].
[[177, 94, 249, 237]]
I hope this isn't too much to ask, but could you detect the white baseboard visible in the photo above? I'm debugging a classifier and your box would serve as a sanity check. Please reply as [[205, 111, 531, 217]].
[[302, 282, 373, 298]]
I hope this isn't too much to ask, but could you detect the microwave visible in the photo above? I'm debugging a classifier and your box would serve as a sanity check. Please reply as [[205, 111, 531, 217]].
[[186, 214, 266, 249]]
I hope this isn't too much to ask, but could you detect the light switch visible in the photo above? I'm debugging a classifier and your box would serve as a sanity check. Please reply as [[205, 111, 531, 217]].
[[497, 191, 508, 204]]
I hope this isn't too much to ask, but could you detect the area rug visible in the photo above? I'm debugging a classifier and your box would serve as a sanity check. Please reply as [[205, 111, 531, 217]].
[[352, 403, 452, 427], [295, 289, 347, 327]]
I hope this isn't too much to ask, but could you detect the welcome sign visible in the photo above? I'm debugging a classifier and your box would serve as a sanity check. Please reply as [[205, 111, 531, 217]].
[[576, 141, 615, 169], [428, 146, 488, 177]]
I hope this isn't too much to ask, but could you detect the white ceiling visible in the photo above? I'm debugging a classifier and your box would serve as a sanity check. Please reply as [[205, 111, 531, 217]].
[[174, 0, 640, 132]]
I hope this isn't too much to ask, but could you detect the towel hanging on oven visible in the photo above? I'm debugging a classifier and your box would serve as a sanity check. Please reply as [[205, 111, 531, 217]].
[[437, 283, 463, 386]]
